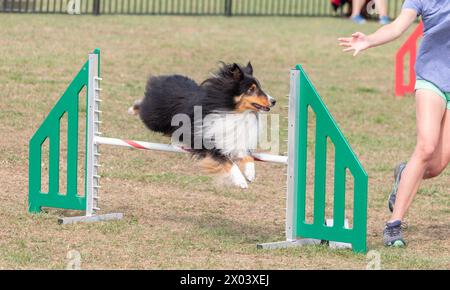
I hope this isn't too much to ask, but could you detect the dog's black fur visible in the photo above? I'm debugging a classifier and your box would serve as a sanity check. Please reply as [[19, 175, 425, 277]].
[[134, 62, 273, 163]]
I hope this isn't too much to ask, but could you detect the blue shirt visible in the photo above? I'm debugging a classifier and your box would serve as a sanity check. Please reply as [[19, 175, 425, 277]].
[[403, 0, 450, 92]]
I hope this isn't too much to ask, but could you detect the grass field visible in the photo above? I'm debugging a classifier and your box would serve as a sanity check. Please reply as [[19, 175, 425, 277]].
[[0, 14, 448, 270]]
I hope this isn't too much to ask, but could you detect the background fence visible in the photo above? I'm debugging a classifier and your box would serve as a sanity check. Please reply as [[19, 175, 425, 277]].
[[1, 0, 405, 18]]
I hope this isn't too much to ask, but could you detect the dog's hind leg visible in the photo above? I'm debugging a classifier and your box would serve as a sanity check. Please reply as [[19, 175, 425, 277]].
[[238, 156, 255, 183], [228, 162, 249, 189], [198, 155, 248, 189], [128, 99, 142, 116]]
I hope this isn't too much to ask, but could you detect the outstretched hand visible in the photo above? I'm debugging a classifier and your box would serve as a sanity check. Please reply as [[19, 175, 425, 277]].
[[338, 32, 371, 56]]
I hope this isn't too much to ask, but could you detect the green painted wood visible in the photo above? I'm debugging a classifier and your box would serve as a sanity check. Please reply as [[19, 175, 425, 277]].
[[294, 65, 368, 253], [28, 49, 100, 213]]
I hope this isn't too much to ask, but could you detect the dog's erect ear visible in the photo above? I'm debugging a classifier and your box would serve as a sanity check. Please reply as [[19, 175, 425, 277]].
[[230, 63, 244, 81], [246, 61, 253, 75]]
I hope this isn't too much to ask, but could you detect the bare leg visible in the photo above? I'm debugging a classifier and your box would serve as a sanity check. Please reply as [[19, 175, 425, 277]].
[[351, 0, 366, 17], [424, 109, 450, 179], [374, 0, 388, 17], [390, 90, 446, 222]]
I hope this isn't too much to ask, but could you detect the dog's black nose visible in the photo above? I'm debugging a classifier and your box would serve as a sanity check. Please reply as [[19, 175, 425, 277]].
[[271, 99, 276, 106]]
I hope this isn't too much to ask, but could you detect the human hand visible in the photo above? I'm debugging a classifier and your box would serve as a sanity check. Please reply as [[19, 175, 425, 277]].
[[338, 32, 371, 56]]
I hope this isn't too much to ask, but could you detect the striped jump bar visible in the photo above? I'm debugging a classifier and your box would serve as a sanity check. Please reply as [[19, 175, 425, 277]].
[[95, 136, 288, 164]]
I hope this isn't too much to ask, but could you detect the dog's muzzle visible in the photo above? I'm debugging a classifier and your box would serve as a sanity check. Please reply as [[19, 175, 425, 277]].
[[268, 95, 276, 107]]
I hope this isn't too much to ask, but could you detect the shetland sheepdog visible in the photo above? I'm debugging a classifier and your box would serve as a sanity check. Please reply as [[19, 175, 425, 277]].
[[129, 62, 276, 188]]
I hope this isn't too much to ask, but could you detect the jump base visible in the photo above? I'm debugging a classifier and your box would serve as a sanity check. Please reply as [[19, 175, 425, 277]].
[[257, 239, 321, 250], [257, 219, 352, 250], [58, 213, 124, 225]]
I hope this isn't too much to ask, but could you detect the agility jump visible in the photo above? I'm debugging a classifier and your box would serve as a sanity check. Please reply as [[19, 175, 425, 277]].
[[28, 49, 368, 253], [395, 22, 423, 97]]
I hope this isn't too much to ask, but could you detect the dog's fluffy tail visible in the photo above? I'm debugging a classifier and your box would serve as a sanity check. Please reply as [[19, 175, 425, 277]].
[[128, 100, 142, 116]]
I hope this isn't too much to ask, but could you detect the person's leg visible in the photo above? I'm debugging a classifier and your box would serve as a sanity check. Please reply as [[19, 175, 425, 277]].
[[388, 82, 449, 211], [375, 0, 390, 24], [390, 90, 447, 222], [351, 0, 366, 17], [374, 0, 388, 17], [424, 107, 450, 179]]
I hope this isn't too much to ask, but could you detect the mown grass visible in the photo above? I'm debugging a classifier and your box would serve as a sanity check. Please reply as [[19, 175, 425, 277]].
[[0, 14, 448, 269]]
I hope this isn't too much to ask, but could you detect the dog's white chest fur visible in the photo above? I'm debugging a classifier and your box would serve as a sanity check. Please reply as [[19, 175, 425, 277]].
[[202, 111, 258, 159]]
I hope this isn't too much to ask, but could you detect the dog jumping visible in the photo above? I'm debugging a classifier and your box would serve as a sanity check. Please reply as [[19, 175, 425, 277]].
[[129, 62, 276, 188]]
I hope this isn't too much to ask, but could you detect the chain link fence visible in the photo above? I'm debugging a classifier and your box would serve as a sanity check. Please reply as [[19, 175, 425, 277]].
[[1, 0, 405, 18]]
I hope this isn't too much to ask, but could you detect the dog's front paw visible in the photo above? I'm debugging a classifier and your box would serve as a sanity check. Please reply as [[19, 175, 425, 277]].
[[230, 164, 248, 189], [244, 162, 255, 182]]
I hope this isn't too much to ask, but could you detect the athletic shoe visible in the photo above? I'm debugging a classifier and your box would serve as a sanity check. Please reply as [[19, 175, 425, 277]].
[[388, 162, 407, 213], [379, 16, 391, 25], [384, 220, 406, 247], [351, 15, 366, 24]]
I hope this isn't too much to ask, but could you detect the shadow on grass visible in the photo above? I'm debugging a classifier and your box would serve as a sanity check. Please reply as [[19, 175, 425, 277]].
[[419, 223, 450, 241], [162, 212, 282, 245]]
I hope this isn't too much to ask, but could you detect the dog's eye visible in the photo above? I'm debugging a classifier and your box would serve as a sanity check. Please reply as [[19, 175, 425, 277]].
[[247, 86, 256, 94]]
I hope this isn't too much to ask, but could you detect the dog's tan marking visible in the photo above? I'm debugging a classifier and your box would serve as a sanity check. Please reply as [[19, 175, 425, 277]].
[[238, 155, 254, 169], [198, 156, 249, 188], [234, 94, 243, 104], [198, 156, 233, 174], [239, 155, 256, 182], [235, 95, 271, 112]]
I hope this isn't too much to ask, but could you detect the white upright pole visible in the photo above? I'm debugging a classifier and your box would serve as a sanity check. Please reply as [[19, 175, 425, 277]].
[[85, 53, 99, 217], [59, 53, 123, 225], [285, 69, 299, 241], [257, 69, 321, 249]]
